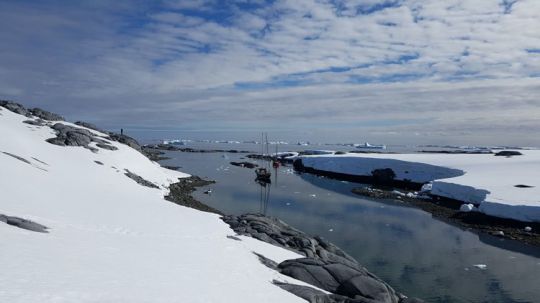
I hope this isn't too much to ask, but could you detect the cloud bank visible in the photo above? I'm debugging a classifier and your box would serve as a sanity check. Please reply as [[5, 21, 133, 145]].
[[0, 0, 539, 145]]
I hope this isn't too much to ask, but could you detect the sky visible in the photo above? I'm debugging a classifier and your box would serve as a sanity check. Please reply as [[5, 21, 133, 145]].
[[0, 0, 539, 145]]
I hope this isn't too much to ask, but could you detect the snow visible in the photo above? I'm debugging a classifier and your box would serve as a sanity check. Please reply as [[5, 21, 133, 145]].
[[0, 107, 307, 303], [459, 204, 475, 212], [299, 151, 540, 222]]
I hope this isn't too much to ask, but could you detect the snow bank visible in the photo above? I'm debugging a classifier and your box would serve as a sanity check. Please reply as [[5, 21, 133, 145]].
[[0, 107, 306, 303], [299, 152, 540, 223]]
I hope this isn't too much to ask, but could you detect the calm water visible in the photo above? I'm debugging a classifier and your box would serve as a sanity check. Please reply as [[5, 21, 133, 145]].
[[160, 150, 540, 303]]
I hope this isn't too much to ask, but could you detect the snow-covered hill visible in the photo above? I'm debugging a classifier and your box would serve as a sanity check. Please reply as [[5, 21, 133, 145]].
[[299, 152, 540, 222], [0, 105, 308, 302]]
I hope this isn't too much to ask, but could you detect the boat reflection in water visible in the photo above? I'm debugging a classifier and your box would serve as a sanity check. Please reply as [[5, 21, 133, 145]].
[[256, 165, 279, 215]]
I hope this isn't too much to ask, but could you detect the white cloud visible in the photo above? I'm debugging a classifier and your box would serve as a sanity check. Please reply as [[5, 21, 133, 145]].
[[0, 0, 539, 145]]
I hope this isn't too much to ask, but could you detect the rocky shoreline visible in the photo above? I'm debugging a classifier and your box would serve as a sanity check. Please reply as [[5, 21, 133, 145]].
[[143, 144, 254, 154], [165, 176, 222, 215], [222, 214, 423, 303], [291, 157, 539, 247], [351, 186, 540, 247]]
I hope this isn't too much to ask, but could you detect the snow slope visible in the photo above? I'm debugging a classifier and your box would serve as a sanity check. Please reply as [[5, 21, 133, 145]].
[[0, 107, 307, 303], [300, 152, 540, 223]]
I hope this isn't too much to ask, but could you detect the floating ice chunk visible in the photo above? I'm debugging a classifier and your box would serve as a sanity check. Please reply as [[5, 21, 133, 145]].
[[473, 264, 487, 270], [310, 194, 317, 197], [328, 228, 334, 232], [525, 226, 532, 232], [459, 203, 475, 212], [406, 192, 417, 198], [420, 182, 432, 193]]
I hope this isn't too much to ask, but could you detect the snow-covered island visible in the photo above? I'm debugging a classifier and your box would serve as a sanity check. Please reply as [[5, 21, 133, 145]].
[[0, 102, 423, 303], [295, 151, 540, 223]]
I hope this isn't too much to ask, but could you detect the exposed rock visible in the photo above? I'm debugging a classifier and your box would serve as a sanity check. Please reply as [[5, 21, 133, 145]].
[[96, 143, 118, 151], [279, 258, 399, 303], [94, 160, 104, 165], [221, 214, 423, 302], [514, 184, 534, 188], [494, 150, 522, 157], [1, 101, 65, 121], [0, 214, 49, 233], [226, 235, 241, 241], [0, 100, 31, 116], [253, 252, 278, 270], [273, 281, 332, 302], [124, 169, 159, 189], [109, 133, 142, 152], [144, 144, 253, 154], [165, 176, 222, 215], [163, 166, 181, 171], [230, 161, 258, 169], [46, 123, 118, 152], [74, 121, 106, 133], [23, 119, 47, 126], [293, 159, 424, 190], [30, 107, 64, 121], [2, 151, 31, 164], [371, 168, 396, 185]]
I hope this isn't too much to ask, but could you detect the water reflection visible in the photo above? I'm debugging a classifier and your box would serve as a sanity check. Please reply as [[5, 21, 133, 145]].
[[160, 151, 540, 303], [257, 180, 271, 215]]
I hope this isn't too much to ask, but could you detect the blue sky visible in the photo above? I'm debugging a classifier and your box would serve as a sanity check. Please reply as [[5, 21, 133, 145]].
[[0, 0, 539, 145]]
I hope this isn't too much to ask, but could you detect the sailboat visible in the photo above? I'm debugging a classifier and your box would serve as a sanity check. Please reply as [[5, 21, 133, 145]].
[[255, 133, 271, 183]]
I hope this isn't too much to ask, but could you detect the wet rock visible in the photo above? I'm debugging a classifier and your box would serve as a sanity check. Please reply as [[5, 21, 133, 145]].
[[222, 214, 407, 302], [165, 176, 221, 215]]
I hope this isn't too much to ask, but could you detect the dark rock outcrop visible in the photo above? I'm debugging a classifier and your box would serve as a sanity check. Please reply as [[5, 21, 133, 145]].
[[109, 133, 142, 152], [293, 159, 424, 190], [230, 161, 258, 169], [46, 123, 117, 152], [124, 169, 159, 189], [74, 121, 105, 133], [0, 100, 31, 116], [23, 119, 47, 126], [494, 151, 522, 157], [30, 107, 64, 121], [222, 214, 422, 303], [0, 101, 64, 121], [2, 151, 31, 164], [371, 168, 396, 185], [1, 214, 49, 233], [165, 176, 222, 215]]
